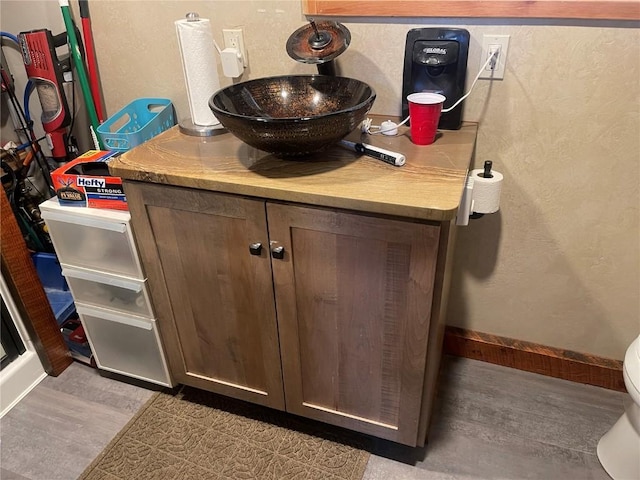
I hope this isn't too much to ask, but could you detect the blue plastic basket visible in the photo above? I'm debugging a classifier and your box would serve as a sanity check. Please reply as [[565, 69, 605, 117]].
[[97, 98, 175, 152]]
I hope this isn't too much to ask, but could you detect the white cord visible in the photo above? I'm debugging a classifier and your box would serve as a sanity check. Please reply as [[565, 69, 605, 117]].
[[364, 116, 410, 135], [442, 51, 496, 113], [363, 50, 498, 135], [212, 39, 223, 55]]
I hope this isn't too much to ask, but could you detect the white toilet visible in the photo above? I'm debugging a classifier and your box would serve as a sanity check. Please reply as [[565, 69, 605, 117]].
[[597, 335, 640, 480]]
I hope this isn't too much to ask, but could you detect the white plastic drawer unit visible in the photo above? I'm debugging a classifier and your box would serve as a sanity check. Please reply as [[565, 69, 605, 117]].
[[76, 304, 172, 387], [39, 197, 144, 279], [62, 266, 154, 318]]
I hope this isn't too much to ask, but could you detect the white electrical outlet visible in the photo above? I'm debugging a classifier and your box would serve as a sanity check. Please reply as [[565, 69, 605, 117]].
[[479, 34, 510, 80], [222, 28, 247, 67]]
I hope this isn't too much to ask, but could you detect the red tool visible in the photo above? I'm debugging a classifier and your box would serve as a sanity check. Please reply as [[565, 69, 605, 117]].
[[18, 29, 72, 161], [79, 0, 105, 123]]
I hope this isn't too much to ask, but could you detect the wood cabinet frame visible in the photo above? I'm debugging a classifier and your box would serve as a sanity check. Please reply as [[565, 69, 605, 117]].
[[303, 0, 640, 21], [124, 180, 455, 446]]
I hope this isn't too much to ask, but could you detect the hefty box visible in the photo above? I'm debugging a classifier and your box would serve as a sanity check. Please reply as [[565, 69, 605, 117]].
[[51, 150, 127, 210]]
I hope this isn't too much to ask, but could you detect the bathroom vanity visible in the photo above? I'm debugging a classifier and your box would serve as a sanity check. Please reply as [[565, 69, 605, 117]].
[[109, 120, 477, 447]]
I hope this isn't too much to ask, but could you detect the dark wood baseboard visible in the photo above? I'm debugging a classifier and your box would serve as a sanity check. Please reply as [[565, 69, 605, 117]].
[[443, 326, 625, 392]]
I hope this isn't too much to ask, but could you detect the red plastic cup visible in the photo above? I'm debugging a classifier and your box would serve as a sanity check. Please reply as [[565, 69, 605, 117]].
[[407, 92, 446, 145]]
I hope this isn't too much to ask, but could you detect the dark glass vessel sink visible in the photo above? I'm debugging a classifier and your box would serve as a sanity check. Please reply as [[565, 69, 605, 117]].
[[209, 75, 375, 156]]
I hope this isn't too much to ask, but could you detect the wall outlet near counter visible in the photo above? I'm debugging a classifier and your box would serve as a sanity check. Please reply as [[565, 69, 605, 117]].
[[223, 28, 248, 67], [480, 34, 510, 80]]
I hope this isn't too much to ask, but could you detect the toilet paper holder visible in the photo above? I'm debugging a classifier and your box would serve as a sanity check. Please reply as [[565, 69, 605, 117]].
[[456, 160, 503, 226]]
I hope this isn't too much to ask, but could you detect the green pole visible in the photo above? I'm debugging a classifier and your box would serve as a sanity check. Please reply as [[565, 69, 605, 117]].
[[59, 0, 103, 149]]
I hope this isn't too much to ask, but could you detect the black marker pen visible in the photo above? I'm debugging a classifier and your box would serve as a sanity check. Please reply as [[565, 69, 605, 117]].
[[339, 140, 406, 167]]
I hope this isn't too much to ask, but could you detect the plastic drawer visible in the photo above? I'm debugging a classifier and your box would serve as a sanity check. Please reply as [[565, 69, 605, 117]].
[[39, 198, 144, 279], [76, 304, 172, 387], [62, 266, 154, 318]]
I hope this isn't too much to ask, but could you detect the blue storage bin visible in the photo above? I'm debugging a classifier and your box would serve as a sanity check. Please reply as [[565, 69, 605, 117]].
[[32, 253, 68, 291], [97, 98, 175, 152], [32, 252, 75, 324]]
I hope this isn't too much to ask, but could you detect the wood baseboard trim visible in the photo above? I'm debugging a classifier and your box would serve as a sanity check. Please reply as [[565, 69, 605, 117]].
[[443, 326, 625, 392]]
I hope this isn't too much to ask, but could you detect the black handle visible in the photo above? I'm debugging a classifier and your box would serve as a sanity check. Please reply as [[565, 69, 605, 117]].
[[482, 160, 494, 178], [79, 0, 90, 18], [271, 246, 285, 259], [249, 242, 262, 256]]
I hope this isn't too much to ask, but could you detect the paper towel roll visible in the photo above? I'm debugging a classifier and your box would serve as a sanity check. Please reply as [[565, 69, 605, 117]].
[[471, 168, 503, 214], [175, 16, 220, 126]]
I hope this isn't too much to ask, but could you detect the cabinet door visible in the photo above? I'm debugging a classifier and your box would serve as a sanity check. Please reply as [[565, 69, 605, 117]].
[[268, 203, 440, 445], [125, 182, 284, 410]]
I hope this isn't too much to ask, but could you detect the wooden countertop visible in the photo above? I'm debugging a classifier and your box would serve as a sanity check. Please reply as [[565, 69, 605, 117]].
[[110, 118, 477, 221]]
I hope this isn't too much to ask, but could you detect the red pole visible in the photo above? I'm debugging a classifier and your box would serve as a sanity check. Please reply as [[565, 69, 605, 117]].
[[79, 1, 105, 123]]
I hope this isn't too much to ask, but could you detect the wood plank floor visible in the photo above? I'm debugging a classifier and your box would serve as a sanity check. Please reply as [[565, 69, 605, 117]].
[[0, 362, 156, 480], [364, 356, 626, 480], [0, 357, 626, 480]]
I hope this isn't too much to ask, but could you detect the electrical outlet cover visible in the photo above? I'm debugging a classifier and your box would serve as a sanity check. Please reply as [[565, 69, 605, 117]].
[[222, 28, 247, 67], [479, 34, 510, 80]]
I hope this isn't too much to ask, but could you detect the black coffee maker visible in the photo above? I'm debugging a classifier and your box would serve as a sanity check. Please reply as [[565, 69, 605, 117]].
[[401, 28, 470, 130]]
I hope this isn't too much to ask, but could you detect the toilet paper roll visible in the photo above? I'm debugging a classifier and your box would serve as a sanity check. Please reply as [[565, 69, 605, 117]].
[[175, 17, 220, 126], [471, 168, 503, 214]]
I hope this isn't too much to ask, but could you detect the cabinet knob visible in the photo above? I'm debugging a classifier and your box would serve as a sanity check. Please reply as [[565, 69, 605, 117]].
[[271, 245, 285, 259], [249, 242, 263, 256]]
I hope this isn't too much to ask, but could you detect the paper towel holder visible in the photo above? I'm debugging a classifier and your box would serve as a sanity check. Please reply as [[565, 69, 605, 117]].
[[177, 12, 227, 137], [179, 118, 226, 137]]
